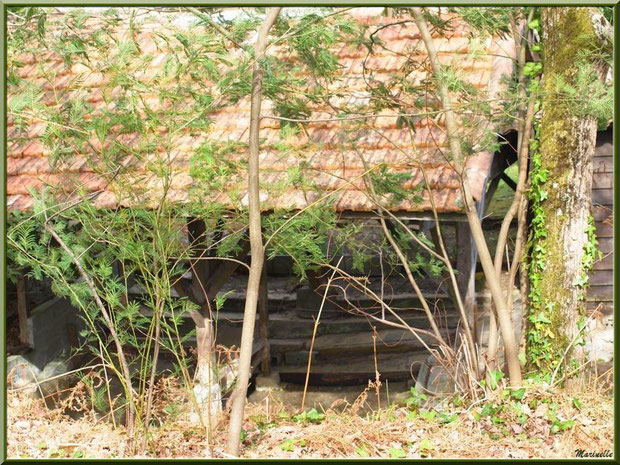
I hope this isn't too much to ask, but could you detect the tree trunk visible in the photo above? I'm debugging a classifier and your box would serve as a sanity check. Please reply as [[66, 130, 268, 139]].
[[183, 219, 223, 429], [226, 7, 281, 457], [258, 265, 271, 376], [191, 316, 222, 429], [531, 7, 610, 381]]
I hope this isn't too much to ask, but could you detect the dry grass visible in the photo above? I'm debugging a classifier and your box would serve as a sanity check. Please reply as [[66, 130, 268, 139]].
[[7, 373, 614, 459], [235, 382, 613, 459]]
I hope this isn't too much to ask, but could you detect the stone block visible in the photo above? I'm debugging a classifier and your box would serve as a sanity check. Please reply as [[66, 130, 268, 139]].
[[7, 355, 40, 395], [585, 313, 613, 362], [28, 297, 86, 370], [415, 354, 456, 398], [255, 371, 281, 391], [266, 255, 294, 277], [7, 355, 73, 398]]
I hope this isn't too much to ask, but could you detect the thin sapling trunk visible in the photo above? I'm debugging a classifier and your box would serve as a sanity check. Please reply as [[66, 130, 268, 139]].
[[226, 7, 282, 457], [411, 7, 522, 385]]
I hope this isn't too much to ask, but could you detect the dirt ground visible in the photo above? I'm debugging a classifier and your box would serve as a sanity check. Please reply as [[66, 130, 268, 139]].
[[7, 373, 614, 460]]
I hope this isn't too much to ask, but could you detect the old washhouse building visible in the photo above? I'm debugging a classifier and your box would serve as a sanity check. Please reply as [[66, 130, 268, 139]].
[[7, 8, 613, 385]]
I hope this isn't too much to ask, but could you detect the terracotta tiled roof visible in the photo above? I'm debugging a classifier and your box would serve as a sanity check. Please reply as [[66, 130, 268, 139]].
[[7, 8, 517, 213]]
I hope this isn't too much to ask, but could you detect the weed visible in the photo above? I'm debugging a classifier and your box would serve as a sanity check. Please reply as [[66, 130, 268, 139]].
[[405, 387, 427, 411], [279, 438, 306, 452], [419, 410, 436, 421], [388, 446, 406, 458], [418, 438, 433, 457], [293, 408, 325, 424], [437, 412, 458, 424]]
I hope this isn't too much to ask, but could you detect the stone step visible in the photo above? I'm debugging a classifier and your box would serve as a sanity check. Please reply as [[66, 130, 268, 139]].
[[128, 276, 477, 317], [276, 352, 429, 386], [271, 310, 459, 338], [136, 307, 459, 356], [272, 326, 452, 367], [293, 279, 472, 319], [138, 306, 460, 333], [128, 284, 297, 310], [284, 327, 448, 357]]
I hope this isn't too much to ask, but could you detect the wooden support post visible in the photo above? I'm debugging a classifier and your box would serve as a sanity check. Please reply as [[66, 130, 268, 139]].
[[195, 316, 215, 375], [258, 265, 271, 376], [16, 273, 32, 347], [384, 218, 401, 238], [193, 311, 222, 425], [428, 221, 461, 309], [202, 237, 251, 308], [484, 176, 502, 214], [172, 278, 194, 301], [175, 230, 250, 314], [299, 265, 338, 320], [455, 222, 476, 330], [501, 172, 517, 191], [187, 218, 211, 305]]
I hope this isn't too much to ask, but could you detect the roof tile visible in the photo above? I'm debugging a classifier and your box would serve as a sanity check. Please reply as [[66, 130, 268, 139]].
[[21, 141, 47, 157], [7, 8, 516, 214]]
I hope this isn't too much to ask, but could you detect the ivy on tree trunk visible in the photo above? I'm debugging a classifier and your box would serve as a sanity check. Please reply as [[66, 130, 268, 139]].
[[527, 7, 611, 382]]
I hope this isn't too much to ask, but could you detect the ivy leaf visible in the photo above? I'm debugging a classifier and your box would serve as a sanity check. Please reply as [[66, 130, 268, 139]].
[[523, 62, 542, 77], [511, 388, 526, 400], [534, 312, 552, 324], [437, 412, 458, 424], [279, 439, 295, 452], [577, 318, 586, 331], [572, 274, 588, 287], [419, 410, 436, 421], [528, 18, 540, 30], [489, 370, 504, 390], [481, 403, 495, 416], [418, 438, 434, 456], [389, 447, 407, 459], [306, 408, 325, 422]]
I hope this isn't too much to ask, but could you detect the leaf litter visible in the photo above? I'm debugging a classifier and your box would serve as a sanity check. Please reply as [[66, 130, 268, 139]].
[[7, 375, 613, 459]]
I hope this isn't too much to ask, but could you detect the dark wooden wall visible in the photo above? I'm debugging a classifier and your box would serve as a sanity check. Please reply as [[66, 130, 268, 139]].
[[588, 125, 613, 316]]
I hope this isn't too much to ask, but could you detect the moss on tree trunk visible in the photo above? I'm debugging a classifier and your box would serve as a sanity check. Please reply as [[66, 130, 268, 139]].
[[529, 7, 608, 379]]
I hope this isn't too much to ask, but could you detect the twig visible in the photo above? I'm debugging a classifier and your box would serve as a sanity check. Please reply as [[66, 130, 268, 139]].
[[549, 313, 596, 387], [263, 164, 380, 249], [372, 325, 381, 410], [99, 341, 118, 429], [43, 219, 137, 440], [301, 257, 342, 411], [411, 6, 522, 386], [187, 7, 245, 50]]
